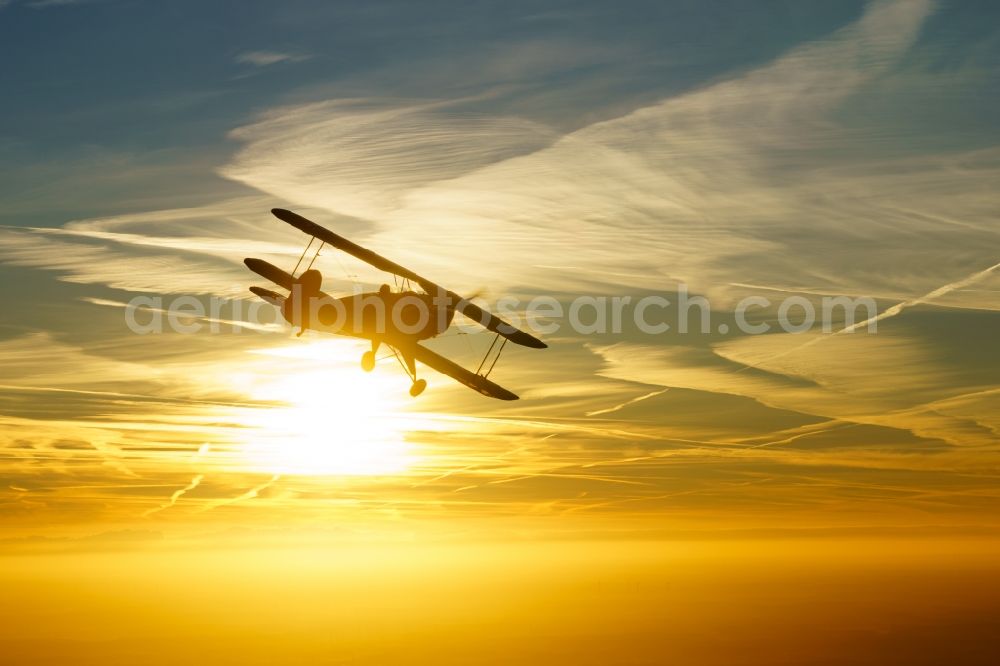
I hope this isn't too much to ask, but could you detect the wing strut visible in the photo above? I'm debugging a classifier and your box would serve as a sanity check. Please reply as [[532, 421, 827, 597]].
[[475, 333, 509, 380], [291, 237, 325, 279], [305, 241, 324, 272], [291, 237, 314, 277], [485, 338, 508, 378]]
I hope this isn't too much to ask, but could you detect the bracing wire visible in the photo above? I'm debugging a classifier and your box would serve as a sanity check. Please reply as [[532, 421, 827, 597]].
[[389, 347, 414, 380]]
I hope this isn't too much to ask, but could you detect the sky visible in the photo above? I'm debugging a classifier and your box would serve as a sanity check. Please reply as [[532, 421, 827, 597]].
[[1, 1, 1000, 663]]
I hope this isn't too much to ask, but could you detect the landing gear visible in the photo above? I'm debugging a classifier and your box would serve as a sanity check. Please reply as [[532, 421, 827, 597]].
[[362, 340, 380, 372], [383, 342, 424, 397]]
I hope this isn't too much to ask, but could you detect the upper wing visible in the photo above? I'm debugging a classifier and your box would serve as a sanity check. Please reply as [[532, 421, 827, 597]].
[[413, 343, 519, 401], [271, 208, 426, 284], [271, 208, 547, 349]]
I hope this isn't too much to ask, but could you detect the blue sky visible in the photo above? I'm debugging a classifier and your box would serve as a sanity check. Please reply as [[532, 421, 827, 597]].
[[0, 0, 996, 227], [1, 0, 873, 222]]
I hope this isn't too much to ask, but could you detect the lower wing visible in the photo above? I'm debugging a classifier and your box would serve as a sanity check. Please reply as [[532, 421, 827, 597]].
[[413, 344, 519, 401]]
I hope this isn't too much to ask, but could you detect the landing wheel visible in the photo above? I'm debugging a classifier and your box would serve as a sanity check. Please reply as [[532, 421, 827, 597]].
[[361, 351, 376, 372], [409, 379, 427, 397]]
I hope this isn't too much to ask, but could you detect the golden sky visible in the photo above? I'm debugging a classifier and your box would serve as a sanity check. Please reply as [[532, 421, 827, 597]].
[[1, 0, 999, 663]]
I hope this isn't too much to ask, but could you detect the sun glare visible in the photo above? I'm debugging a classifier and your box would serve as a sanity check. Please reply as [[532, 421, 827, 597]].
[[231, 341, 420, 476]]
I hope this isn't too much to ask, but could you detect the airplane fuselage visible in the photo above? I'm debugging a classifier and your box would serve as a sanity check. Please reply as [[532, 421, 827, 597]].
[[281, 287, 456, 346]]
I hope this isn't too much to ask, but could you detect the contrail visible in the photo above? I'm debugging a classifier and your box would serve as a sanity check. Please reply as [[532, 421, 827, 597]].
[[198, 475, 280, 513], [836, 260, 1000, 335], [169, 475, 204, 503], [143, 474, 204, 517], [586, 388, 669, 417], [738, 260, 1000, 369]]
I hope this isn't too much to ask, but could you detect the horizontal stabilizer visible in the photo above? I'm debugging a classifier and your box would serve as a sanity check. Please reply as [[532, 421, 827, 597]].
[[249, 286, 284, 307]]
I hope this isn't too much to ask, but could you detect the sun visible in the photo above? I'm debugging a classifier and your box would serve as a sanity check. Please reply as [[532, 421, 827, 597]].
[[230, 340, 421, 476]]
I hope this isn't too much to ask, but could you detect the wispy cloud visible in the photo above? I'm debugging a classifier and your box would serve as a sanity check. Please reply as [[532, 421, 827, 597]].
[[234, 51, 310, 67], [594, 320, 999, 450], [222, 99, 556, 223], [4, 0, 1000, 544], [0, 197, 302, 295], [81, 296, 284, 333], [12, 0, 992, 317], [219, 0, 978, 308]]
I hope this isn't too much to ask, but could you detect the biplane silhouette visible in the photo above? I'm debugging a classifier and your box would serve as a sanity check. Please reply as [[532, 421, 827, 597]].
[[245, 209, 546, 400]]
